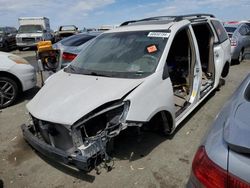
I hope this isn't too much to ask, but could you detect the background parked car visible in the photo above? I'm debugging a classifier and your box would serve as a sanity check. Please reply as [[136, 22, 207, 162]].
[[0, 52, 36, 108], [224, 22, 250, 63], [240, 20, 250, 28], [187, 74, 250, 188], [16, 17, 53, 51], [54, 25, 79, 42], [0, 27, 17, 51], [52, 32, 101, 68]]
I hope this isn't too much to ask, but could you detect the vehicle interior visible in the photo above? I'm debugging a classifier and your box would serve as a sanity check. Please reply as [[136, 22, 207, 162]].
[[166, 28, 195, 116], [192, 23, 215, 98], [166, 24, 215, 116]]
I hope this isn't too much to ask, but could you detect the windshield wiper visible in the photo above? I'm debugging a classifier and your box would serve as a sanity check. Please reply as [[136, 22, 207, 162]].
[[135, 71, 145, 75], [64, 65, 77, 73], [84, 71, 111, 77]]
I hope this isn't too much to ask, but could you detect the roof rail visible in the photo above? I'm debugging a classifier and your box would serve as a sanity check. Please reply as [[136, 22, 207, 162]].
[[174, 13, 215, 21], [120, 13, 215, 26]]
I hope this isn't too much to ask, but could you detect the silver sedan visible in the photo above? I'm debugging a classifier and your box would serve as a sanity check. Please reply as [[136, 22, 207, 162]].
[[187, 74, 250, 187], [53, 32, 101, 69], [224, 22, 250, 63]]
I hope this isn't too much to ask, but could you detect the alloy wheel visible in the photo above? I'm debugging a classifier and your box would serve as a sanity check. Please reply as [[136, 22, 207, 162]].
[[0, 79, 16, 108]]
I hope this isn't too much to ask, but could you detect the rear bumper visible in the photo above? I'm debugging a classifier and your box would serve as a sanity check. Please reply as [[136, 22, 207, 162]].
[[21, 124, 92, 171]]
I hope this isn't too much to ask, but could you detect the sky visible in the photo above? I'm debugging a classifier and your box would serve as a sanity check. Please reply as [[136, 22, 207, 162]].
[[0, 0, 250, 30]]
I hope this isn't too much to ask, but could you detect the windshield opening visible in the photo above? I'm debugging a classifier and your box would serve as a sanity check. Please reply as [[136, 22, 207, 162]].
[[66, 30, 169, 78], [18, 25, 43, 34]]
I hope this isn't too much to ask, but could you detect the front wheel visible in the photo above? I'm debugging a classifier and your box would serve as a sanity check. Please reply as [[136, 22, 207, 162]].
[[0, 77, 18, 109]]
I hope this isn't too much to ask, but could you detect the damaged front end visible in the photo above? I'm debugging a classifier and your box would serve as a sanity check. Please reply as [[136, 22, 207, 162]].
[[21, 100, 132, 171]]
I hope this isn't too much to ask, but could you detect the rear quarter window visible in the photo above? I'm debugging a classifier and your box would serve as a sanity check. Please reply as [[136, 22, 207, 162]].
[[211, 20, 228, 43], [239, 25, 248, 36], [61, 35, 95, 46]]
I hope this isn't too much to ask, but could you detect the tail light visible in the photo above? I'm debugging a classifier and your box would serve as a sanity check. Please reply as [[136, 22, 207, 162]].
[[62, 52, 77, 61], [192, 146, 250, 188], [230, 39, 237, 47]]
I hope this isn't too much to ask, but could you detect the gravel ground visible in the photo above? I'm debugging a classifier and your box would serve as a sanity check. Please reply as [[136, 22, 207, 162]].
[[0, 50, 250, 188]]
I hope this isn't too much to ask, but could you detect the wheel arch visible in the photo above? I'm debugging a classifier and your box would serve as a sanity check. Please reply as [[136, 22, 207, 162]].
[[221, 61, 230, 78], [148, 110, 174, 135], [0, 71, 23, 92]]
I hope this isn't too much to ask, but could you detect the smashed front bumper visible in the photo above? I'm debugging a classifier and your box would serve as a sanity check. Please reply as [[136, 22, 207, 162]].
[[21, 101, 138, 171], [21, 124, 100, 171]]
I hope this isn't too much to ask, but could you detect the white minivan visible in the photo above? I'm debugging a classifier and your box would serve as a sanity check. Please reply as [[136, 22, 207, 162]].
[[22, 14, 231, 171]]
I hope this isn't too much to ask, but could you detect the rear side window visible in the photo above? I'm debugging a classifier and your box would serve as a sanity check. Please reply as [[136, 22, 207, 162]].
[[225, 27, 237, 33], [61, 34, 95, 46], [239, 25, 249, 35], [211, 20, 228, 43]]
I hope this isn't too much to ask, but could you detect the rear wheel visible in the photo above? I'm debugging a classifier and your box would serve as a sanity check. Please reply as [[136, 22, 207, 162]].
[[2, 42, 10, 52], [238, 49, 244, 64], [18, 47, 24, 51], [0, 77, 18, 108]]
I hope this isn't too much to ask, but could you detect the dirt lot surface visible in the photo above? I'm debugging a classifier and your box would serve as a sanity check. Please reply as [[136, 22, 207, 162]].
[[0, 50, 250, 188]]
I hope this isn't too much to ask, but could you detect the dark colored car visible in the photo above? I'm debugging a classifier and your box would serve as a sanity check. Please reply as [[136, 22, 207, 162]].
[[0, 27, 17, 51], [187, 74, 250, 188]]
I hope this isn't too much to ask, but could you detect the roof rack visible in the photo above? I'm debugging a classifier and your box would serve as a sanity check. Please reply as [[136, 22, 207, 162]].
[[120, 13, 215, 26]]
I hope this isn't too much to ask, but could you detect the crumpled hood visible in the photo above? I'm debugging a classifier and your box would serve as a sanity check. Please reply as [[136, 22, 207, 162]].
[[27, 71, 143, 125]]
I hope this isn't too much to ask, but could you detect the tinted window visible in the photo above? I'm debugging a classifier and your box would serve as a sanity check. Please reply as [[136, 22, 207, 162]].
[[211, 20, 228, 43], [61, 34, 95, 46], [245, 23, 250, 28], [0, 27, 4, 33], [11, 27, 17, 33], [239, 25, 248, 35], [5, 27, 10, 33], [225, 27, 237, 33]]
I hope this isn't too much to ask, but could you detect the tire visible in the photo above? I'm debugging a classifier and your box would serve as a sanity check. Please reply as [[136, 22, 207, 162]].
[[237, 49, 244, 64], [221, 62, 230, 78], [0, 77, 18, 109], [2, 42, 9, 52], [18, 47, 24, 51]]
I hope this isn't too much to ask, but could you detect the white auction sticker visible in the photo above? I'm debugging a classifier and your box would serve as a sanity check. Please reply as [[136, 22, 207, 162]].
[[147, 32, 170, 38]]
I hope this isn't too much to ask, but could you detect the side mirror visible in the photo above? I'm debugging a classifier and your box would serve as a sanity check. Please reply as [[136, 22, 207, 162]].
[[43, 29, 47, 33]]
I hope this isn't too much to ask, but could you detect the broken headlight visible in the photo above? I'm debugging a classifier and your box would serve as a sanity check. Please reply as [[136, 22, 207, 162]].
[[79, 100, 130, 139]]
